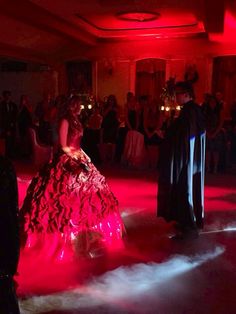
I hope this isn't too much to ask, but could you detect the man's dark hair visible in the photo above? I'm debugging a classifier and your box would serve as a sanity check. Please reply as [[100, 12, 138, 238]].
[[175, 81, 195, 99]]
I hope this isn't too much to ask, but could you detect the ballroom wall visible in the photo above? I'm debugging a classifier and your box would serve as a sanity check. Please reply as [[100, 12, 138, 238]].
[[0, 34, 236, 116], [0, 55, 211, 108], [93, 56, 210, 107], [0, 69, 58, 107], [76, 36, 236, 115]]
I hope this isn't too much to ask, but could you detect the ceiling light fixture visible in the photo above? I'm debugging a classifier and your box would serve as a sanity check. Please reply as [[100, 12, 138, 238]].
[[116, 11, 160, 22]]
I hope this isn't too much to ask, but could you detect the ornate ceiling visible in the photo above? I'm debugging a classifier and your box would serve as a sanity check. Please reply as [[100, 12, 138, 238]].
[[0, 0, 234, 63]]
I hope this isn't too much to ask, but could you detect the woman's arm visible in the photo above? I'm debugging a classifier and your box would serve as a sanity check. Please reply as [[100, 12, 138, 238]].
[[59, 118, 76, 157], [59, 118, 84, 160], [59, 118, 69, 148]]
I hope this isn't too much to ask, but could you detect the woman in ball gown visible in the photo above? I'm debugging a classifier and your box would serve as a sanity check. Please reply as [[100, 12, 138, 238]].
[[20, 96, 125, 261]]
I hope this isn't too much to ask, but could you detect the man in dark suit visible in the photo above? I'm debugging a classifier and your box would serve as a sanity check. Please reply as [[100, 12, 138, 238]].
[[0, 91, 18, 158], [0, 155, 20, 313], [157, 81, 206, 239]]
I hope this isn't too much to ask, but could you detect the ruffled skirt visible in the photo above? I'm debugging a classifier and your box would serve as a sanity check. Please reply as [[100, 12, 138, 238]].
[[20, 150, 125, 260]]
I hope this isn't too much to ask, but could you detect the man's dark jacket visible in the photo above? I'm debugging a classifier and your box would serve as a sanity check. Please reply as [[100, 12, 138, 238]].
[[157, 101, 206, 231]]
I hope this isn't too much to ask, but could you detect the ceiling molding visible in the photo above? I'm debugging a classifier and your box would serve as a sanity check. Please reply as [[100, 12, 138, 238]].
[[0, 0, 232, 61], [75, 13, 200, 32], [0, 0, 96, 46]]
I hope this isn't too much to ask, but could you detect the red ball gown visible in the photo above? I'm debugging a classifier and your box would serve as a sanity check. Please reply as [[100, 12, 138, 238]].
[[20, 124, 125, 261]]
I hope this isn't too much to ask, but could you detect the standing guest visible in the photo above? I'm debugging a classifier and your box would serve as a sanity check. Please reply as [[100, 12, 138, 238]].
[[137, 95, 149, 136], [82, 104, 103, 165], [20, 96, 125, 259], [157, 81, 206, 239], [143, 99, 164, 169], [215, 91, 226, 111], [34, 92, 54, 145], [0, 156, 20, 313], [101, 94, 119, 163], [202, 95, 225, 173], [115, 91, 135, 163], [124, 93, 140, 132], [122, 93, 145, 168], [18, 94, 34, 158], [0, 91, 18, 158]]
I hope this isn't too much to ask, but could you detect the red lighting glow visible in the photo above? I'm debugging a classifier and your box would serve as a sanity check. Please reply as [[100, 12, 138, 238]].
[[116, 11, 160, 22], [209, 9, 236, 43]]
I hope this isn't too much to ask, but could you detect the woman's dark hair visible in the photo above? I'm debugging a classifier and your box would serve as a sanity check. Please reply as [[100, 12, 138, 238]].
[[107, 94, 118, 108], [67, 95, 82, 117], [64, 95, 83, 132]]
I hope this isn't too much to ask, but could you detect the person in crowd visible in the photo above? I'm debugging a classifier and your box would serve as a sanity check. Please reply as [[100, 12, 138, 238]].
[[20, 95, 125, 259], [34, 92, 54, 145], [100, 94, 120, 163], [114, 91, 135, 163], [202, 94, 225, 173], [121, 92, 145, 168], [18, 94, 34, 158], [0, 90, 18, 158], [82, 104, 103, 165], [124, 92, 140, 132], [137, 95, 150, 135], [161, 108, 176, 133], [201, 92, 212, 107], [157, 81, 206, 239], [0, 155, 20, 313], [215, 92, 227, 170], [143, 99, 164, 169], [215, 91, 226, 110]]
